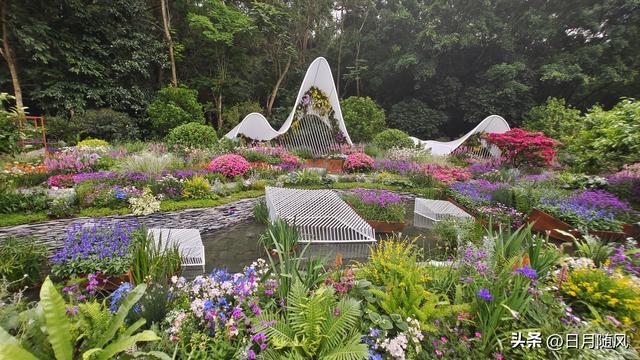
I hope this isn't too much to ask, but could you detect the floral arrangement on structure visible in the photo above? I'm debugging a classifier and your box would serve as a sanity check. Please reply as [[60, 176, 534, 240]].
[[292, 86, 347, 145], [344, 188, 406, 222], [208, 154, 251, 178]]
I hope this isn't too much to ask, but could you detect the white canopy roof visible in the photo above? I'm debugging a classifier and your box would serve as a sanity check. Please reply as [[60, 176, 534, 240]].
[[410, 115, 510, 156], [225, 57, 352, 145]]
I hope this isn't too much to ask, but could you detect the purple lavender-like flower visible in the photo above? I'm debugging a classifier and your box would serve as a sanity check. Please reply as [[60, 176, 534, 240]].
[[478, 288, 493, 301], [515, 265, 538, 279]]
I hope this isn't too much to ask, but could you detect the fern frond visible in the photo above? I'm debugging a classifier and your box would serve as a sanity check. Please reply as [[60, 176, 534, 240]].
[[319, 332, 368, 360]]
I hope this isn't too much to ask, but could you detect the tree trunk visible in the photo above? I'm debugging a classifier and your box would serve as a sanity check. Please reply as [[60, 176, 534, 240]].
[[160, 0, 177, 86], [266, 56, 291, 116], [0, 0, 23, 112], [336, 4, 345, 97]]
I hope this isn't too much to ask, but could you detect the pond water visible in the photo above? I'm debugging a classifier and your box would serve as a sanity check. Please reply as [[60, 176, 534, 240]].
[[201, 200, 442, 273]]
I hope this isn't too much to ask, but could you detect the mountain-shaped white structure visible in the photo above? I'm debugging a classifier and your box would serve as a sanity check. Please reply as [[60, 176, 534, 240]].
[[410, 115, 510, 156], [225, 57, 352, 154]]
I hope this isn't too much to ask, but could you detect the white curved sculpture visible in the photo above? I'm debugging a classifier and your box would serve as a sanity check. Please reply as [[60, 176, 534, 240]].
[[225, 57, 353, 151], [410, 115, 510, 156]]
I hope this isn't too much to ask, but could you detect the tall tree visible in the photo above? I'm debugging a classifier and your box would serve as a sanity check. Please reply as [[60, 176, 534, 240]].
[[188, 0, 253, 130], [0, 0, 23, 112], [160, 0, 177, 86]]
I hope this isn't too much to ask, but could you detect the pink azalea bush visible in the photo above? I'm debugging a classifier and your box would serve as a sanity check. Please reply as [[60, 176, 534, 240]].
[[421, 164, 471, 184], [48, 174, 75, 188], [208, 154, 251, 178], [483, 128, 560, 168], [344, 153, 375, 172]]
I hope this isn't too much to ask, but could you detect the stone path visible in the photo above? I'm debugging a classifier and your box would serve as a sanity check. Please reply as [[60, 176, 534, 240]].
[[0, 197, 262, 250]]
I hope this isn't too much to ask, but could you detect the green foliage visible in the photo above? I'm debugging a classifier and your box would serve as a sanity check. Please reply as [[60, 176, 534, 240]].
[[0, 278, 167, 360], [283, 169, 325, 186], [77, 138, 109, 147], [0, 93, 22, 156], [572, 234, 614, 267], [165, 122, 218, 150], [0, 185, 48, 214], [357, 238, 466, 332], [130, 228, 181, 285], [255, 280, 368, 360], [372, 129, 413, 150], [259, 220, 326, 301], [72, 109, 139, 143], [341, 96, 386, 143], [523, 97, 582, 146], [221, 100, 263, 134], [116, 152, 182, 176], [147, 86, 205, 138], [570, 98, 640, 173], [387, 98, 448, 140], [253, 200, 269, 225], [561, 268, 640, 327], [0, 237, 49, 289], [182, 175, 214, 199]]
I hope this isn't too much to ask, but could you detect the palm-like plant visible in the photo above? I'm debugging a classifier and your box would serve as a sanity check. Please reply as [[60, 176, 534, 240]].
[[255, 280, 368, 360]]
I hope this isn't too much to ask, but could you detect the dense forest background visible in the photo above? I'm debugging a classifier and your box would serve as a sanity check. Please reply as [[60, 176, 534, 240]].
[[1, 0, 639, 139]]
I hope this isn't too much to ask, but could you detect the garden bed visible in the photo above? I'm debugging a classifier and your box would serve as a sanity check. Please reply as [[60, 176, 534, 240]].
[[304, 158, 345, 173]]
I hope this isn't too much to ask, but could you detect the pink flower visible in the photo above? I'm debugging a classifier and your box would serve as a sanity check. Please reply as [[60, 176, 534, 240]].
[[495, 353, 504, 360], [440, 336, 448, 344], [344, 153, 374, 172], [435, 349, 444, 356], [208, 154, 250, 178], [475, 332, 482, 338]]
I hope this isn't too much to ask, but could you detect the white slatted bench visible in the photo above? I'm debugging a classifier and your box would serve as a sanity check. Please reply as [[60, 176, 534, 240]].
[[148, 228, 205, 278], [413, 198, 473, 229], [265, 186, 376, 258]]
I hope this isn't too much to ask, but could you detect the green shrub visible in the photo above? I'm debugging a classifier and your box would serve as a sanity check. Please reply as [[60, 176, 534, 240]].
[[47, 193, 78, 219], [253, 200, 269, 225], [116, 152, 182, 176], [0, 93, 22, 155], [570, 98, 640, 173], [0, 186, 48, 214], [182, 176, 213, 199], [341, 96, 386, 143], [221, 100, 263, 134], [45, 115, 76, 144], [147, 86, 205, 138], [387, 98, 448, 140], [77, 138, 110, 147], [72, 108, 140, 143], [0, 236, 49, 289], [523, 97, 582, 146], [372, 128, 414, 150], [165, 122, 218, 150]]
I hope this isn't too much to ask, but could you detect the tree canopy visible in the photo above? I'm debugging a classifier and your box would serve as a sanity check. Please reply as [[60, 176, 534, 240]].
[[1, 0, 638, 138]]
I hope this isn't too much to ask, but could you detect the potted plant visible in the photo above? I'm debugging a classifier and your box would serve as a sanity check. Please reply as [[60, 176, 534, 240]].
[[344, 188, 406, 232], [50, 220, 140, 290]]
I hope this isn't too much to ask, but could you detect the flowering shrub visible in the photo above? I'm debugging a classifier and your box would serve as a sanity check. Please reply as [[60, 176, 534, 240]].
[[421, 164, 471, 184], [47, 174, 75, 188], [44, 147, 101, 173], [208, 154, 250, 178], [344, 152, 375, 172], [539, 189, 632, 231], [345, 188, 405, 222], [182, 175, 213, 199], [128, 187, 162, 215], [166, 260, 276, 358], [484, 128, 559, 168], [276, 153, 302, 171], [72, 171, 117, 184], [561, 267, 640, 327], [50, 220, 140, 277], [77, 138, 110, 148], [478, 204, 526, 229], [2, 161, 47, 176], [607, 163, 640, 205], [363, 319, 424, 360]]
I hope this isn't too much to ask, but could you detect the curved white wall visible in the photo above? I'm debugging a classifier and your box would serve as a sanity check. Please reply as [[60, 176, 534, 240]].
[[225, 57, 353, 145], [411, 115, 510, 156]]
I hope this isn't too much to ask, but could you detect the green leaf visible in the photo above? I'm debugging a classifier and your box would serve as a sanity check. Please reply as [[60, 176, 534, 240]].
[[40, 277, 73, 360], [93, 330, 160, 360], [0, 344, 40, 360], [97, 283, 147, 348]]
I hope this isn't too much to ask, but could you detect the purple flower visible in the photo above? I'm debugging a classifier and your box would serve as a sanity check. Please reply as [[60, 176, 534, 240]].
[[352, 188, 402, 208], [515, 265, 538, 279], [478, 288, 493, 301]]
